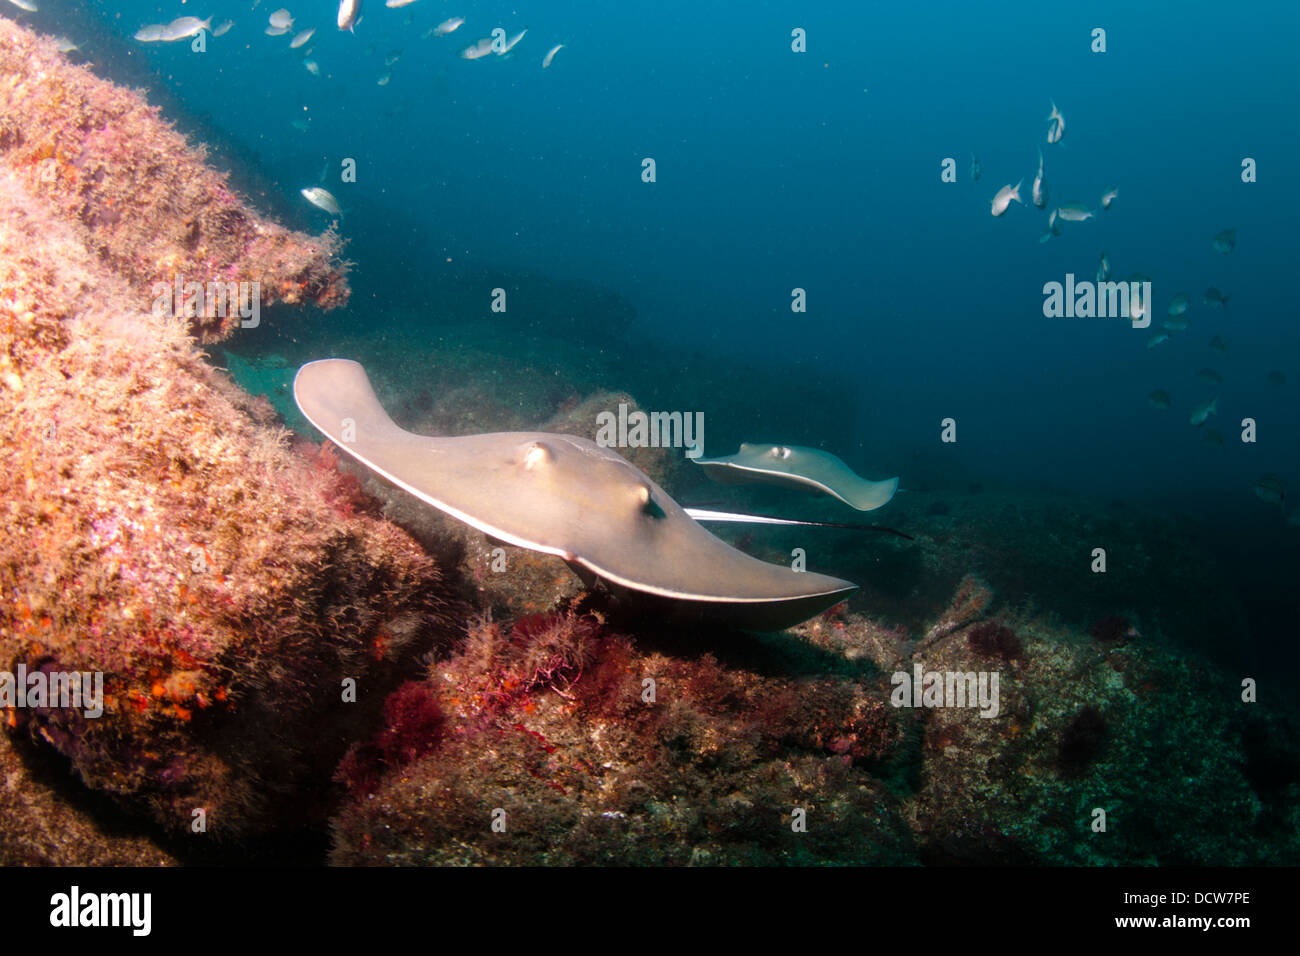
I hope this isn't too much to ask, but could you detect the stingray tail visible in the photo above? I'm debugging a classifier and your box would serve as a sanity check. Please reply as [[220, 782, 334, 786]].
[[685, 507, 914, 541]]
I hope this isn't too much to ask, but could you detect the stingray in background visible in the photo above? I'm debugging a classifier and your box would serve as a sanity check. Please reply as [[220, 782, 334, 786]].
[[694, 443, 899, 512], [292, 360, 858, 630]]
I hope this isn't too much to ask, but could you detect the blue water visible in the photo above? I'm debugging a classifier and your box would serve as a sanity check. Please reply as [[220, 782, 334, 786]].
[[55, 1, 1300, 643]]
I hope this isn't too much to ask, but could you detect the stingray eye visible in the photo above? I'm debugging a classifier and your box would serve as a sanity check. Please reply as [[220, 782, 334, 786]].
[[521, 442, 552, 470], [636, 483, 666, 518], [775, 446, 792, 460]]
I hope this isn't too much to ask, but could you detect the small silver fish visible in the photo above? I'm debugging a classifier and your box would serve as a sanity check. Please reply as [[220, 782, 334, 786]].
[[1045, 100, 1065, 144], [385, 0, 420, 6], [461, 37, 494, 59], [1096, 251, 1110, 282], [1212, 228, 1236, 254], [269, 9, 294, 29], [1204, 287, 1231, 308], [162, 17, 213, 42], [1055, 203, 1093, 222], [5, 0, 38, 12], [499, 28, 527, 55], [301, 187, 342, 216], [303, 58, 321, 76], [1130, 286, 1149, 325], [1100, 186, 1118, 210], [213, 20, 234, 37], [435, 17, 464, 36], [385, 49, 402, 66], [1254, 475, 1285, 508], [543, 42, 564, 68], [55, 37, 80, 53], [134, 24, 165, 42], [291, 28, 316, 48], [1031, 148, 1048, 208], [1167, 293, 1189, 316], [338, 0, 361, 32], [1189, 398, 1217, 426], [377, 72, 391, 85], [266, 25, 290, 36], [1146, 332, 1169, 349], [990, 180, 1022, 217]]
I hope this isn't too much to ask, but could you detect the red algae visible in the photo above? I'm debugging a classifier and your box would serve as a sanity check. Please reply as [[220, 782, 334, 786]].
[[329, 610, 913, 864]]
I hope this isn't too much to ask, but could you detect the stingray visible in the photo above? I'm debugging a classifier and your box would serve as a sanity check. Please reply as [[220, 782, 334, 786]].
[[293, 360, 857, 630], [694, 443, 899, 512]]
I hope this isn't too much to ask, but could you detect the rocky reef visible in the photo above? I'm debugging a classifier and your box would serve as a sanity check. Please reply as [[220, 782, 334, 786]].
[[0, 19, 450, 851], [331, 608, 915, 865], [0, 17, 1295, 867]]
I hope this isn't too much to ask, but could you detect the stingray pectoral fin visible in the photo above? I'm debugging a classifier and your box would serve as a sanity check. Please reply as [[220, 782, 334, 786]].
[[294, 358, 411, 445], [838, 475, 899, 511]]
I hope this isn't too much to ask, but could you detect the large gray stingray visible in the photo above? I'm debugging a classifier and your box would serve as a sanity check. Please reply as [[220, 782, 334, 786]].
[[293, 360, 857, 630], [695, 443, 899, 512]]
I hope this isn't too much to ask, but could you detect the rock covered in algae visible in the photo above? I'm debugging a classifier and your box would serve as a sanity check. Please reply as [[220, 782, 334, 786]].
[[0, 20, 452, 842], [790, 577, 1299, 865], [0, 733, 176, 866], [330, 609, 915, 865], [0, 19, 348, 343]]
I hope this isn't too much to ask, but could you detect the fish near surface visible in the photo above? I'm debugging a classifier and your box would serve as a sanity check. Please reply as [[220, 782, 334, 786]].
[[292, 360, 858, 630], [301, 187, 342, 215], [1055, 203, 1094, 222], [1096, 251, 1110, 282], [338, 0, 361, 32], [991, 181, 1022, 217], [1189, 398, 1217, 426], [1045, 101, 1065, 144], [1032, 148, 1048, 208]]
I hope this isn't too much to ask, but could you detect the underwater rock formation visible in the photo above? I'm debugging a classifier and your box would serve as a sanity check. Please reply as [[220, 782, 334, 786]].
[[0, 21, 448, 842], [0, 733, 176, 865], [0, 20, 347, 343], [787, 577, 1296, 865], [331, 609, 915, 865]]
